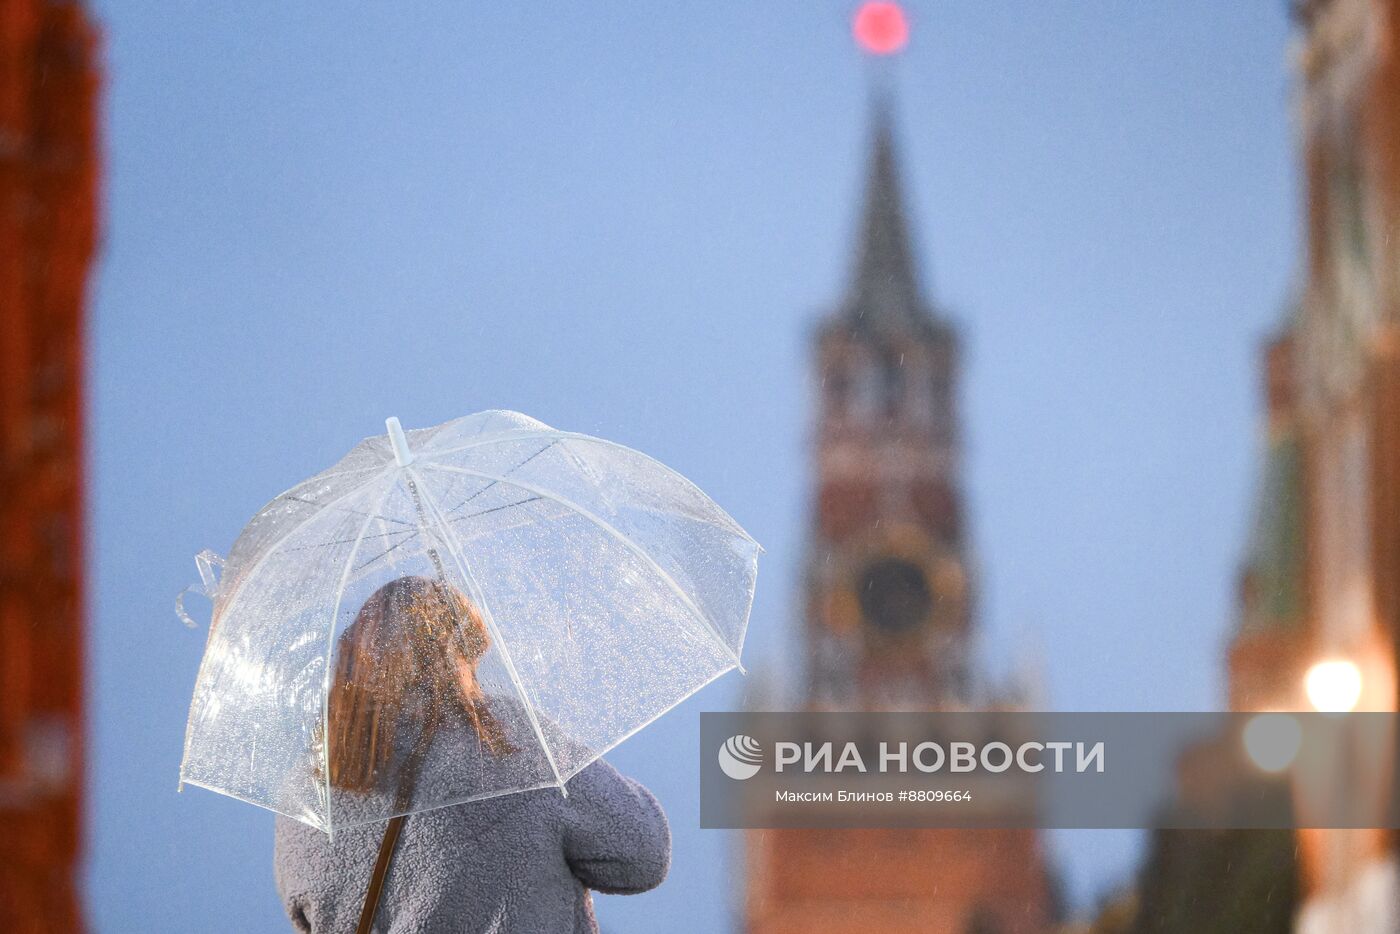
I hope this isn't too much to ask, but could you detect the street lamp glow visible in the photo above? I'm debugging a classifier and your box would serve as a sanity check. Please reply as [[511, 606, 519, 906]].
[[1305, 659, 1363, 713], [1243, 713, 1302, 773]]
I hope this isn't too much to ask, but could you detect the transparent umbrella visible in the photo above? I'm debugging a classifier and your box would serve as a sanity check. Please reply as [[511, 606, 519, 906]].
[[177, 410, 759, 834]]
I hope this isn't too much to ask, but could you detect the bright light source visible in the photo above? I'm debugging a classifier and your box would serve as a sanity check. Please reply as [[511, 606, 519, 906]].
[[1305, 659, 1363, 713], [853, 2, 909, 56], [1243, 713, 1302, 773]]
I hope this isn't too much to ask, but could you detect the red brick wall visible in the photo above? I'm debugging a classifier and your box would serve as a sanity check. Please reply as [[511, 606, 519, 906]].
[[0, 1, 99, 931], [746, 827, 1053, 934]]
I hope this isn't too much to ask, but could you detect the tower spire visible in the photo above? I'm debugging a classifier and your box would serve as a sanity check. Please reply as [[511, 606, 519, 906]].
[[839, 96, 935, 334]]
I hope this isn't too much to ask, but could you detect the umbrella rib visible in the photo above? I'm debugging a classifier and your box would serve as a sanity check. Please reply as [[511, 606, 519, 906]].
[[444, 441, 559, 515], [210, 467, 396, 625], [287, 495, 413, 527], [405, 467, 569, 796], [419, 431, 754, 543], [281, 524, 415, 555], [320, 480, 398, 838], [261, 461, 389, 507], [179, 471, 395, 794], [346, 498, 543, 580], [447, 495, 543, 523], [421, 462, 744, 673], [352, 529, 422, 572]]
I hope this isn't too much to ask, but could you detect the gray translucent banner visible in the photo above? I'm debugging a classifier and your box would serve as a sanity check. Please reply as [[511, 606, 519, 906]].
[[699, 712, 1399, 829]]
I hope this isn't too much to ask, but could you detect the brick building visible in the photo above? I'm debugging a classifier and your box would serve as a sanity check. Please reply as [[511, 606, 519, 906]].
[[741, 100, 1056, 934], [0, 1, 100, 930], [1229, 0, 1400, 929]]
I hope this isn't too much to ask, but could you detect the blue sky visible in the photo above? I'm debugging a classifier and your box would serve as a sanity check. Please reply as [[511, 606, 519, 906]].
[[88, 2, 1296, 930]]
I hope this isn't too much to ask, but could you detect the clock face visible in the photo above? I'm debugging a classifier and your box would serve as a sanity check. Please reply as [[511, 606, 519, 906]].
[[856, 557, 931, 634]]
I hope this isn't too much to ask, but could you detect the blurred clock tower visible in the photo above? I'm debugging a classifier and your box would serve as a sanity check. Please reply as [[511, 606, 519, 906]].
[[741, 11, 1057, 927], [805, 100, 972, 712]]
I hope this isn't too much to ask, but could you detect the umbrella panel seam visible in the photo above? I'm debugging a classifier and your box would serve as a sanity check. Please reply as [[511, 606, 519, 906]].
[[405, 466, 569, 795], [420, 462, 743, 672]]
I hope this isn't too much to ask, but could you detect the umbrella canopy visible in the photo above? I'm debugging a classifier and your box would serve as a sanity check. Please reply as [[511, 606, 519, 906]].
[[178, 410, 759, 834]]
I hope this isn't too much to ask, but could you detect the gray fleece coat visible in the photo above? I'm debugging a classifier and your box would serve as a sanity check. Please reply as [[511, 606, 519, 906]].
[[273, 727, 670, 934]]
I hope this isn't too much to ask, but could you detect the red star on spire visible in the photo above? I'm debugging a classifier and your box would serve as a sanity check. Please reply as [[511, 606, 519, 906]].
[[853, 2, 909, 56]]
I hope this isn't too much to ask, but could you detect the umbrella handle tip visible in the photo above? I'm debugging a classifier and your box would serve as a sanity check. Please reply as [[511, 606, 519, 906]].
[[385, 417, 415, 467]]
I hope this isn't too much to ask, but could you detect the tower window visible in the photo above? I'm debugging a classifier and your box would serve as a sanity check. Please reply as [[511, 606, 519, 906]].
[[855, 363, 883, 418], [927, 372, 951, 439], [881, 351, 903, 417], [819, 482, 876, 542], [825, 362, 851, 417], [913, 480, 960, 544]]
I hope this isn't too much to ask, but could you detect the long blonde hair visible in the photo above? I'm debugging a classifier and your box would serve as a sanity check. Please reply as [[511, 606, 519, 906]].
[[324, 575, 512, 794]]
